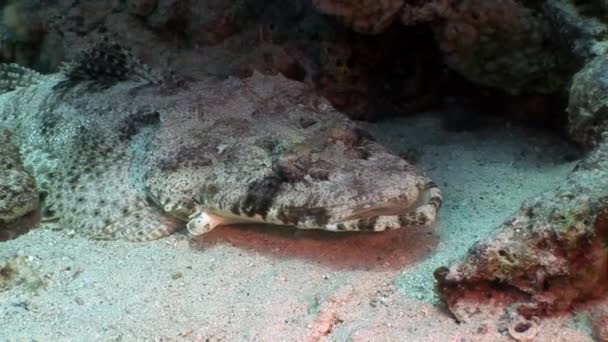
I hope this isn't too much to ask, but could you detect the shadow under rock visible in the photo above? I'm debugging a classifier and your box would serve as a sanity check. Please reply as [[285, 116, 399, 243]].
[[189, 223, 439, 271]]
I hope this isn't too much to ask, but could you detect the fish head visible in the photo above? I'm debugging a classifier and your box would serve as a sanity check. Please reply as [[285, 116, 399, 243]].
[[142, 74, 441, 235], [144, 120, 440, 235]]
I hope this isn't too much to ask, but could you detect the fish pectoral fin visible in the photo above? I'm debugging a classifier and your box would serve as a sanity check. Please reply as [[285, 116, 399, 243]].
[[90, 207, 182, 241], [186, 211, 225, 236]]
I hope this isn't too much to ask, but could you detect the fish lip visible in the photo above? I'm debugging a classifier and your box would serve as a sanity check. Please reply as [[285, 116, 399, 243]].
[[284, 196, 415, 223], [336, 200, 415, 222]]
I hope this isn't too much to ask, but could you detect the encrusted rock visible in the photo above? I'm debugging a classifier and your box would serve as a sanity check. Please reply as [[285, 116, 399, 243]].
[[436, 0, 565, 94], [0, 255, 45, 293], [146, 0, 191, 34], [436, 141, 608, 319], [400, 1, 452, 26], [568, 55, 608, 149], [312, 0, 403, 34], [542, 0, 608, 61], [127, 0, 158, 17], [589, 298, 608, 341], [544, 0, 608, 149], [312, 0, 576, 94]]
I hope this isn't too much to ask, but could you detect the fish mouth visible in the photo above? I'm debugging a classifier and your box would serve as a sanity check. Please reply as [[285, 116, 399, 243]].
[[278, 195, 418, 228], [306, 180, 438, 226], [186, 177, 440, 232], [328, 196, 418, 223]]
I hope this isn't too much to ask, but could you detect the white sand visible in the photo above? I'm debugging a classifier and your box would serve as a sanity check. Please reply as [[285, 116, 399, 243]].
[[0, 112, 593, 341]]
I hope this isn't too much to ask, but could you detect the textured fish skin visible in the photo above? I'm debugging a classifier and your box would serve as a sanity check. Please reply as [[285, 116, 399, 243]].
[[0, 129, 38, 226], [0, 64, 441, 241]]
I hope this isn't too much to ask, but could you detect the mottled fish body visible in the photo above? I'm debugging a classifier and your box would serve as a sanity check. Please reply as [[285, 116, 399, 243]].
[[0, 48, 441, 241]]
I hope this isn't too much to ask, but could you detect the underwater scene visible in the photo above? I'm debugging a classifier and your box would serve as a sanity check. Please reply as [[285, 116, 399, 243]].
[[0, 0, 607, 340]]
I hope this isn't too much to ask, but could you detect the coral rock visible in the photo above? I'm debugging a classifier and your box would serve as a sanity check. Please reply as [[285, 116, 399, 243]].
[[568, 55, 608, 149], [312, 0, 404, 34], [0, 256, 44, 293], [436, 141, 608, 318], [128, 0, 158, 17], [436, 0, 564, 94]]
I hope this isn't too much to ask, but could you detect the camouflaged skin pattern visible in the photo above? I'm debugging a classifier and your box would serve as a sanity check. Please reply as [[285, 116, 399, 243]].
[[0, 68, 441, 241], [0, 129, 38, 226]]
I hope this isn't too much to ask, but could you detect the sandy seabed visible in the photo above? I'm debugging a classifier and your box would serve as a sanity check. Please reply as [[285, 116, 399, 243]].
[[0, 112, 596, 341]]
